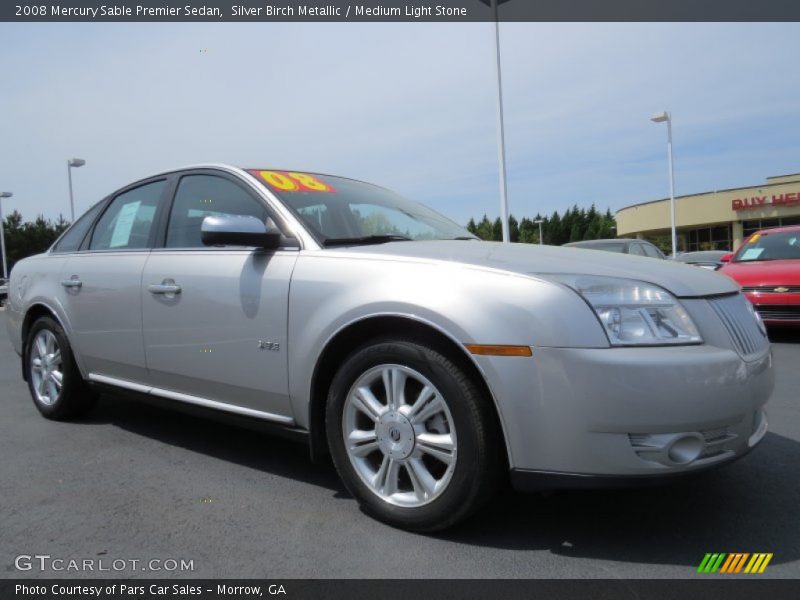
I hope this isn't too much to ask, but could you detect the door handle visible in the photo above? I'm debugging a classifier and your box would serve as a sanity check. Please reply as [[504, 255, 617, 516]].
[[60, 277, 82, 288], [148, 282, 181, 295]]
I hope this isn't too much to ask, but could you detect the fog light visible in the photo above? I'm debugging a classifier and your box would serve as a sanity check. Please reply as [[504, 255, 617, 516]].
[[667, 435, 704, 465]]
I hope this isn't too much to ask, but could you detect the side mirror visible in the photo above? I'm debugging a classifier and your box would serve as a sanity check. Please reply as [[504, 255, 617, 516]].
[[720, 253, 733, 263], [201, 215, 282, 249]]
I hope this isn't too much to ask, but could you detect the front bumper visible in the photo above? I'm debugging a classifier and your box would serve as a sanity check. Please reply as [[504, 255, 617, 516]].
[[475, 343, 773, 483], [509, 443, 758, 491]]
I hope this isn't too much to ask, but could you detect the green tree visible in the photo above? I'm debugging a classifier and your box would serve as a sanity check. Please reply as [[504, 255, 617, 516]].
[[491, 217, 502, 241], [474, 214, 493, 240], [3, 210, 69, 274], [464, 205, 617, 246], [508, 215, 520, 243], [518, 217, 536, 244]]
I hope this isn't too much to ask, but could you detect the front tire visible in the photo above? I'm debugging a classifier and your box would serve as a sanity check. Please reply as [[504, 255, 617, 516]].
[[25, 316, 96, 420], [326, 338, 501, 531]]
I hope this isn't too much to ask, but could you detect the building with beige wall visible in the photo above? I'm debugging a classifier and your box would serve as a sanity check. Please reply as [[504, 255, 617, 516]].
[[616, 173, 800, 252]]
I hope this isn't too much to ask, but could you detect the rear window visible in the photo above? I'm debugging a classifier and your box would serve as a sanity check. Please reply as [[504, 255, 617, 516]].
[[51, 201, 106, 253], [90, 180, 166, 250], [642, 243, 664, 259]]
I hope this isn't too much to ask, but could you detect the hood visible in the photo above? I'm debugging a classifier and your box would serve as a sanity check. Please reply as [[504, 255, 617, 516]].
[[719, 259, 800, 286], [338, 241, 739, 297]]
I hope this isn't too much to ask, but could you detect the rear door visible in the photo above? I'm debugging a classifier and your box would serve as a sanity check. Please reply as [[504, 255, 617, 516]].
[[59, 178, 170, 384], [141, 171, 298, 421]]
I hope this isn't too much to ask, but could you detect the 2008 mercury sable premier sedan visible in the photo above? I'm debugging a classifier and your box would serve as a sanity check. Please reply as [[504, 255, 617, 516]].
[[6, 164, 773, 531]]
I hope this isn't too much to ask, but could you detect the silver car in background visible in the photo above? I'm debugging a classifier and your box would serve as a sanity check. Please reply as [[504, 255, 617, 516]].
[[5, 164, 773, 531]]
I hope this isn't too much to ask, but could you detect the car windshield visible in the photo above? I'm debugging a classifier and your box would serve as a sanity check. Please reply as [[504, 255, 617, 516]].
[[247, 170, 476, 246], [733, 230, 800, 262]]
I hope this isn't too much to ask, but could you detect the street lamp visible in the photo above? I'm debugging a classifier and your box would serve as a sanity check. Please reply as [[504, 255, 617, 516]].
[[67, 158, 86, 221], [0, 191, 12, 282], [534, 219, 544, 245], [650, 112, 677, 258], [480, 0, 513, 243]]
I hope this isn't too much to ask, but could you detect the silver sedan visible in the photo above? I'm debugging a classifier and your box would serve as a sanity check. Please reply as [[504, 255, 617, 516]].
[[5, 164, 773, 531]]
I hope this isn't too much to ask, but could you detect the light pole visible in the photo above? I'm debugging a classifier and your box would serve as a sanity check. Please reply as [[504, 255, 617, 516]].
[[650, 112, 677, 258], [534, 219, 544, 245], [0, 191, 12, 282], [480, 0, 513, 243], [67, 158, 86, 221]]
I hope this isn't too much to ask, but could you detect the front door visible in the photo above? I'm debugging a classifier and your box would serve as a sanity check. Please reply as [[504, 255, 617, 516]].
[[141, 173, 297, 421]]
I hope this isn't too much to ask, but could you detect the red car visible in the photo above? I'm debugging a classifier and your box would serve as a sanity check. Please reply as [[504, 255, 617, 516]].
[[719, 225, 800, 325]]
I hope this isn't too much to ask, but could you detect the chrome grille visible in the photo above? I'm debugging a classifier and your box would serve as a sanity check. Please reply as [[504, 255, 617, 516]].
[[708, 294, 769, 358], [755, 305, 800, 321], [741, 285, 800, 293]]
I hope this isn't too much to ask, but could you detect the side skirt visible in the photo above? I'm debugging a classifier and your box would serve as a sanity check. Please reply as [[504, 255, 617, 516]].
[[87, 379, 310, 446]]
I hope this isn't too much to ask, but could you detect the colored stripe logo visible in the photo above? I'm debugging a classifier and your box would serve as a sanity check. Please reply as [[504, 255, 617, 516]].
[[697, 553, 773, 574]]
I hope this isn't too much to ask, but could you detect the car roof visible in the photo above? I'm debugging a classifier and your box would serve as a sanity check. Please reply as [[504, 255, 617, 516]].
[[751, 225, 800, 235], [146, 163, 374, 187]]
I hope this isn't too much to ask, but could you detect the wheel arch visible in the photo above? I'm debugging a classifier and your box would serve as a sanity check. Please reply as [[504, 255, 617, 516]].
[[20, 303, 73, 382], [307, 314, 511, 469]]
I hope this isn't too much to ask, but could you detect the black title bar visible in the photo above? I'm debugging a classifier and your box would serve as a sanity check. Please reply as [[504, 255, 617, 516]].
[[4, 0, 800, 22], [3, 579, 800, 600]]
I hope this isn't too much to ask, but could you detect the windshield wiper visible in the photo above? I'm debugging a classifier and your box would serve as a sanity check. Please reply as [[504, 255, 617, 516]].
[[451, 236, 479, 241], [322, 234, 413, 247]]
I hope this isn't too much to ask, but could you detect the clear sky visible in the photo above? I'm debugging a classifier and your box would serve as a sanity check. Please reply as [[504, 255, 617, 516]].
[[1, 22, 798, 226]]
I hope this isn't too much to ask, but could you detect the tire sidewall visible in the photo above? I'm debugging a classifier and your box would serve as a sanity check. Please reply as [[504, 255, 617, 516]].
[[25, 316, 79, 418], [326, 339, 490, 530]]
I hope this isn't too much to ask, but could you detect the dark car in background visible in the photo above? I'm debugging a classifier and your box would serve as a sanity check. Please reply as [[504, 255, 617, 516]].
[[563, 238, 666, 259], [675, 250, 730, 270]]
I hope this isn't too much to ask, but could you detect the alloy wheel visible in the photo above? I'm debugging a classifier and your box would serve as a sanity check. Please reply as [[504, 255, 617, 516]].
[[342, 364, 457, 507], [30, 330, 63, 406]]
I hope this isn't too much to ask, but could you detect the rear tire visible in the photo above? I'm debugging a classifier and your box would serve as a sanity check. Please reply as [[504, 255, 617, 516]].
[[24, 316, 96, 420], [326, 337, 501, 532]]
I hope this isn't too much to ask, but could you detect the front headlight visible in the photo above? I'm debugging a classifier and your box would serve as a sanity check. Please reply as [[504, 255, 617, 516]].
[[544, 275, 703, 346]]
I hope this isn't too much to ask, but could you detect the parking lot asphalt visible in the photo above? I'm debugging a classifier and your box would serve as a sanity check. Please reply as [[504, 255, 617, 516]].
[[1, 310, 798, 579]]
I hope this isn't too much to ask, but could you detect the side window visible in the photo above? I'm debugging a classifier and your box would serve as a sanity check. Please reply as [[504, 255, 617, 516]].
[[166, 175, 269, 248], [51, 200, 106, 253], [642, 243, 663, 259], [90, 181, 166, 250], [628, 243, 646, 256]]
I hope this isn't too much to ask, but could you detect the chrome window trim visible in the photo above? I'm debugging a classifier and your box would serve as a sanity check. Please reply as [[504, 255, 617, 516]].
[[148, 247, 301, 254]]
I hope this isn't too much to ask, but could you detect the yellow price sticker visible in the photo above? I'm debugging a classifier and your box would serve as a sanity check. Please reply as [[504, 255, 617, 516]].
[[253, 170, 334, 193]]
